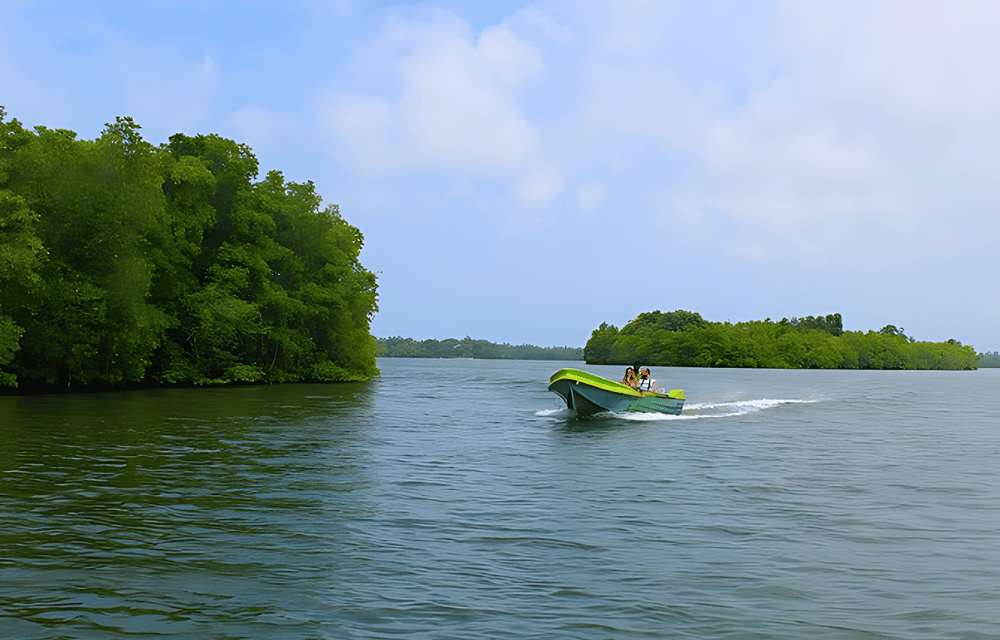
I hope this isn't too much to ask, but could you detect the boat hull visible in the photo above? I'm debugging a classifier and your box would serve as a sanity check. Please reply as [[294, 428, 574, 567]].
[[548, 368, 685, 417]]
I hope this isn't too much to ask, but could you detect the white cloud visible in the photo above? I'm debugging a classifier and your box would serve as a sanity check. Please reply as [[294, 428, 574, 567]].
[[778, 0, 1000, 124], [502, 5, 573, 45], [324, 8, 543, 175], [576, 183, 607, 211], [726, 241, 771, 263], [516, 163, 564, 208], [700, 2, 1000, 263], [544, 1, 1000, 265], [311, 1, 1000, 270]]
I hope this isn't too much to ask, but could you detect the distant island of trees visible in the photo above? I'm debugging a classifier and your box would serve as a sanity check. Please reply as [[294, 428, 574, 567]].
[[377, 337, 584, 360], [0, 108, 379, 392], [978, 352, 1000, 368], [585, 310, 979, 370]]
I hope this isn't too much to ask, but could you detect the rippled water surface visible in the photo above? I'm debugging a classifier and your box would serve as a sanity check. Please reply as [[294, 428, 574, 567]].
[[2, 359, 999, 639]]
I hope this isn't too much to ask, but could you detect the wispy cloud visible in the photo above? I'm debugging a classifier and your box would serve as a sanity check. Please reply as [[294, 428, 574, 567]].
[[321, 8, 543, 175]]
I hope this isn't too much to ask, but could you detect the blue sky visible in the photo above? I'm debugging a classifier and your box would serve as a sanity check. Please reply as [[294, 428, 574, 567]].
[[3, 1, 999, 350]]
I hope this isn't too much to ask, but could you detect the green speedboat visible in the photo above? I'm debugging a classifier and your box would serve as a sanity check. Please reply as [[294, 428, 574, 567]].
[[548, 368, 685, 417]]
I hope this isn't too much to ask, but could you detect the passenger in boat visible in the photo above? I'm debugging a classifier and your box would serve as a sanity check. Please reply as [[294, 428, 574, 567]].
[[636, 367, 659, 393], [621, 366, 638, 386]]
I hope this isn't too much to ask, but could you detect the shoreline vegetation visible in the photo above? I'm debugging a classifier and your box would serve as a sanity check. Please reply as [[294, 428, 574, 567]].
[[978, 352, 1000, 368], [376, 337, 584, 360], [0, 109, 379, 393], [585, 310, 980, 370]]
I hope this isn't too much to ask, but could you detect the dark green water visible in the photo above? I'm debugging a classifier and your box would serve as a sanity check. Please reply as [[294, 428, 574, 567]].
[[2, 359, 999, 639]]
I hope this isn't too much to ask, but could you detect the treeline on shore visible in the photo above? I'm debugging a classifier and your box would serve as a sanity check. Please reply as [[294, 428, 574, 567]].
[[0, 108, 378, 391], [585, 310, 978, 370], [377, 336, 584, 360], [978, 352, 1000, 368]]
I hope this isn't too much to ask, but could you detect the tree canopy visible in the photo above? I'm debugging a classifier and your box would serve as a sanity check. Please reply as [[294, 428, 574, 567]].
[[0, 108, 378, 391], [585, 310, 977, 370]]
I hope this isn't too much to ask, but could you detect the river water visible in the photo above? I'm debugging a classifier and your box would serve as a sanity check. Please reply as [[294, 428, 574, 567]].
[[1, 359, 998, 639]]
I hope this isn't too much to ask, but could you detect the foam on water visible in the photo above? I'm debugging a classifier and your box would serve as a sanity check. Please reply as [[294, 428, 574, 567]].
[[535, 407, 575, 418], [620, 397, 819, 420], [537, 398, 820, 420]]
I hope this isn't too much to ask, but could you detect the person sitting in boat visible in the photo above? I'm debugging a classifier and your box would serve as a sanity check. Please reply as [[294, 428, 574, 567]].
[[621, 366, 638, 387], [636, 367, 659, 393]]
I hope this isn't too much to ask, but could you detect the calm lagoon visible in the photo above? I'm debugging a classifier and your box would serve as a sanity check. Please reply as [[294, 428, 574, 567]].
[[1, 359, 998, 638]]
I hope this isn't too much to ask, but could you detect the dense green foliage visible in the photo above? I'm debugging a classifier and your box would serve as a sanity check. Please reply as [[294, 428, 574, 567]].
[[377, 336, 584, 360], [585, 310, 978, 370], [0, 108, 378, 391], [978, 352, 1000, 368]]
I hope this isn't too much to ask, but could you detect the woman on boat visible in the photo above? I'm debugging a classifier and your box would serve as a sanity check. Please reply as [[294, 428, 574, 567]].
[[621, 366, 637, 386], [636, 367, 659, 393]]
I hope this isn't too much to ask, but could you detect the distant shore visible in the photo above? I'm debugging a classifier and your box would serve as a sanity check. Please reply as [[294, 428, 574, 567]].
[[376, 337, 584, 361]]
